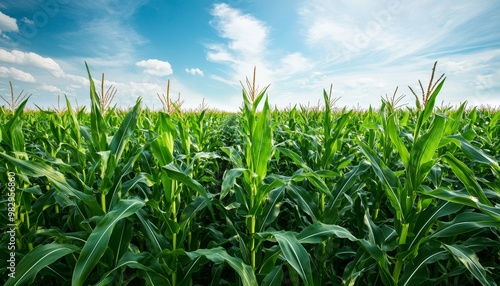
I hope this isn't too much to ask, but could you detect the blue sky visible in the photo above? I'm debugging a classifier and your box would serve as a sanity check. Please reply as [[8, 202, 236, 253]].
[[0, 0, 499, 111]]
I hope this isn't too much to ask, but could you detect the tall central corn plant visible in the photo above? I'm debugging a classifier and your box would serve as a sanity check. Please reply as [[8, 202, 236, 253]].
[[241, 85, 273, 270], [219, 77, 274, 271]]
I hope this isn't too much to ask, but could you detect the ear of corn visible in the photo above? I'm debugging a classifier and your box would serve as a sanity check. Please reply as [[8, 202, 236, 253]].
[[1, 63, 499, 285]]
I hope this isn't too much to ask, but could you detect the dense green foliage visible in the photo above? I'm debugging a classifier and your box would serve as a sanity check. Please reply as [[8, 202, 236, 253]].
[[1, 67, 499, 285]]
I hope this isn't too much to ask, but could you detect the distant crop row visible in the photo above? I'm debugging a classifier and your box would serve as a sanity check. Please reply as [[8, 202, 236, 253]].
[[1, 64, 499, 285]]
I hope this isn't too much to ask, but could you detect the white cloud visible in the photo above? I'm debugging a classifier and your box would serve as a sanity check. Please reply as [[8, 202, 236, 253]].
[[67, 84, 81, 90], [40, 84, 63, 93], [63, 73, 88, 85], [0, 11, 18, 33], [185, 68, 204, 76], [207, 3, 273, 85], [0, 48, 64, 76], [210, 3, 268, 57], [276, 52, 314, 78], [0, 66, 36, 83], [136, 59, 173, 76], [0, 49, 87, 84]]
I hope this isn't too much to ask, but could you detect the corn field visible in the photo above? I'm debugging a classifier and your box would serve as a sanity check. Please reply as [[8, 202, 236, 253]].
[[1, 64, 500, 286]]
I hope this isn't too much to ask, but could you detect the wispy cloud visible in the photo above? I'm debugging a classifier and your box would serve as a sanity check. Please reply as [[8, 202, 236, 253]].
[[0, 66, 35, 82], [136, 59, 173, 76], [39, 83, 63, 93], [207, 3, 315, 92], [59, 1, 148, 67], [207, 3, 272, 85], [300, 0, 499, 65], [21, 17, 34, 26], [285, 0, 500, 108]]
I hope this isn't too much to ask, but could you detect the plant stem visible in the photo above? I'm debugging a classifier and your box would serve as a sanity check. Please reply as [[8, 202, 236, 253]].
[[393, 259, 403, 282], [250, 181, 257, 270], [399, 223, 409, 245], [101, 193, 107, 213], [172, 196, 178, 286], [320, 193, 325, 215], [251, 215, 256, 270], [393, 223, 410, 281]]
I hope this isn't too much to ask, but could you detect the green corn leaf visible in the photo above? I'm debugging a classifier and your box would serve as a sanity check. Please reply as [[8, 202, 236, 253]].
[[109, 219, 133, 266], [150, 113, 176, 170], [261, 266, 283, 286], [64, 95, 82, 147], [94, 251, 170, 286], [136, 209, 170, 255], [259, 248, 281, 277], [296, 222, 358, 243], [109, 98, 141, 161], [407, 114, 446, 192], [72, 198, 145, 286], [442, 244, 497, 286], [363, 213, 385, 247], [5, 243, 79, 286], [291, 169, 332, 198], [85, 62, 108, 151], [444, 102, 467, 135], [3, 97, 29, 153], [442, 152, 491, 206], [358, 239, 396, 286], [321, 112, 351, 168], [275, 146, 307, 169], [406, 201, 462, 252], [185, 247, 257, 286], [179, 195, 207, 229], [430, 212, 500, 238], [358, 141, 403, 219], [286, 183, 319, 222], [272, 231, 314, 286], [444, 135, 500, 172], [163, 162, 214, 218], [414, 114, 446, 166], [421, 187, 500, 219], [400, 245, 449, 286], [326, 160, 370, 221], [164, 218, 180, 238], [323, 89, 332, 141], [252, 87, 268, 113], [116, 172, 154, 200], [258, 185, 285, 232], [0, 153, 102, 214], [463, 236, 500, 252], [221, 168, 246, 199], [130, 253, 171, 286], [414, 78, 445, 139], [251, 96, 273, 181], [178, 256, 208, 286], [387, 113, 410, 168]]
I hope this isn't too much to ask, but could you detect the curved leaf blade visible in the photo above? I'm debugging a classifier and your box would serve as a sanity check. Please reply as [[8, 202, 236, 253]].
[[273, 231, 314, 286], [5, 243, 79, 286], [72, 198, 145, 286]]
